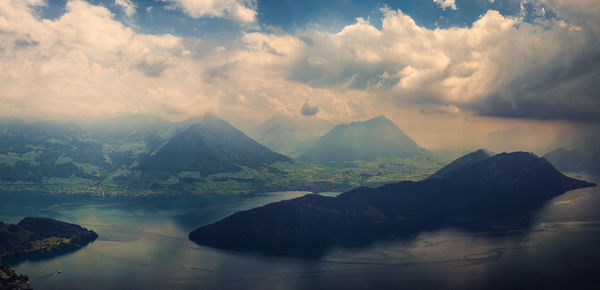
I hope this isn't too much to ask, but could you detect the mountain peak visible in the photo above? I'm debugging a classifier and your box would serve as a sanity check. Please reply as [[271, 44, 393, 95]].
[[369, 115, 390, 122], [298, 116, 424, 164], [347, 115, 392, 127], [139, 116, 290, 176], [200, 112, 222, 122], [428, 149, 525, 180], [473, 148, 494, 155]]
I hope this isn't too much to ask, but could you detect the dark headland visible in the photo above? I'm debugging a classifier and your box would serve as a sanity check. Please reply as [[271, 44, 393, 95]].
[[0, 218, 98, 290], [189, 150, 596, 252]]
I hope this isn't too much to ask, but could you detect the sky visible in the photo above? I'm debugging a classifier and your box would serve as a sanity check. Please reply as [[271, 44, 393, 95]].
[[0, 0, 599, 153]]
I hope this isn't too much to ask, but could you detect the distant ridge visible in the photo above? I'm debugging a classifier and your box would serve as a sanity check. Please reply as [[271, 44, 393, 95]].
[[87, 114, 173, 142], [250, 115, 333, 157], [544, 147, 600, 175], [298, 116, 425, 165]]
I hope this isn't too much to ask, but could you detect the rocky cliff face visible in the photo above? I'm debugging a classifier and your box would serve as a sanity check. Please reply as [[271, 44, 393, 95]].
[[0, 262, 32, 290]]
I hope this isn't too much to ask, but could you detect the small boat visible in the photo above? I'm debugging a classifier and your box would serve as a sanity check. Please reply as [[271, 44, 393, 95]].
[[56, 269, 62, 274]]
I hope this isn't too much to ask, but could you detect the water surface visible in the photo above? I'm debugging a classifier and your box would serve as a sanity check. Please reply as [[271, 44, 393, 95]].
[[1, 180, 599, 289]]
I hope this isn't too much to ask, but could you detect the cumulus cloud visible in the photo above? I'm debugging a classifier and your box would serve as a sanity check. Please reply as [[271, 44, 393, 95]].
[[242, 6, 600, 121], [0, 0, 196, 120], [115, 0, 136, 17], [0, 0, 598, 127], [163, 0, 257, 23], [300, 101, 320, 116], [433, 0, 457, 11]]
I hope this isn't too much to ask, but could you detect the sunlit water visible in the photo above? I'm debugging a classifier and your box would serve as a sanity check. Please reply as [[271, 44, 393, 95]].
[[1, 177, 599, 290]]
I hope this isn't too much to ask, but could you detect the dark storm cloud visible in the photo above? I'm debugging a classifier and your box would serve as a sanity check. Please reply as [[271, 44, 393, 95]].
[[472, 48, 600, 122], [301, 101, 319, 116]]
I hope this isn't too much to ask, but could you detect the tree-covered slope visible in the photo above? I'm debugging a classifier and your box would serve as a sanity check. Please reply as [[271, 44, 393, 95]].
[[138, 113, 291, 177], [189, 151, 595, 250]]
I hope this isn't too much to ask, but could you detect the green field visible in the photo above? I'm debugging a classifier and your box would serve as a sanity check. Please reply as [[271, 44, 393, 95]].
[[0, 154, 448, 196]]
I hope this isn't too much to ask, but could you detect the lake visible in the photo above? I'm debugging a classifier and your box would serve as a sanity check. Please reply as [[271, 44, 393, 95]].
[[1, 177, 600, 289]]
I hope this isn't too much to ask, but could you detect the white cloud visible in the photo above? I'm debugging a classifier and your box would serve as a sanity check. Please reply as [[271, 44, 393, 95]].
[[0, 0, 194, 120], [433, 0, 458, 11], [241, 6, 599, 121], [115, 0, 136, 17], [163, 0, 257, 23], [0, 0, 598, 127]]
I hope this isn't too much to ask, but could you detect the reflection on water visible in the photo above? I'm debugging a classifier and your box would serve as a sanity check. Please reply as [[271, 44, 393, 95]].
[[1, 182, 599, 290]]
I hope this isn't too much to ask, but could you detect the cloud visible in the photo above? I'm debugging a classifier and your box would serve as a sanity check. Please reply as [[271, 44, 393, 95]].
[[0, 0, 598, 127], [162, 103, 185, 115], [243, 6, 600, 122], [300, 101, 320, 116], [163, 0, 257, 23], [135, 60, 169, 77], [14, 36, 39, 49], [115, 0, 136, 17], [433, 0, 457, 11], [420, 105, 460, 115], [0, 0, 195, 120]]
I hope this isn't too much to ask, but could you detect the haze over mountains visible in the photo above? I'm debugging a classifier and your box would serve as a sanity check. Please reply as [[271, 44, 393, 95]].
[[0, 114, 299, 194], [544, 148, 600, 175], [0, 114, 448, 195], [249, 115, 333, 157], [1, 113, 595, 196], [298, 116, 426, 166]]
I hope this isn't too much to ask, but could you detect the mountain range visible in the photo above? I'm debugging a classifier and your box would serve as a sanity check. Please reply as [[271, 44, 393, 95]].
[[1, 114, 443, 195], [189, 150, 595, 251], [0, 114, 299, 194]]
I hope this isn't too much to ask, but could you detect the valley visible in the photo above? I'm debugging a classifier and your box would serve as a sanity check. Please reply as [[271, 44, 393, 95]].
[[0, 115, 449, 196]]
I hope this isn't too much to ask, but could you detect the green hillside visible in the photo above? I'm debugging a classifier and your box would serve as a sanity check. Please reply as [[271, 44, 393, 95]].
[[299, 116, 426, 166], [0, 115, 447, 195]]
